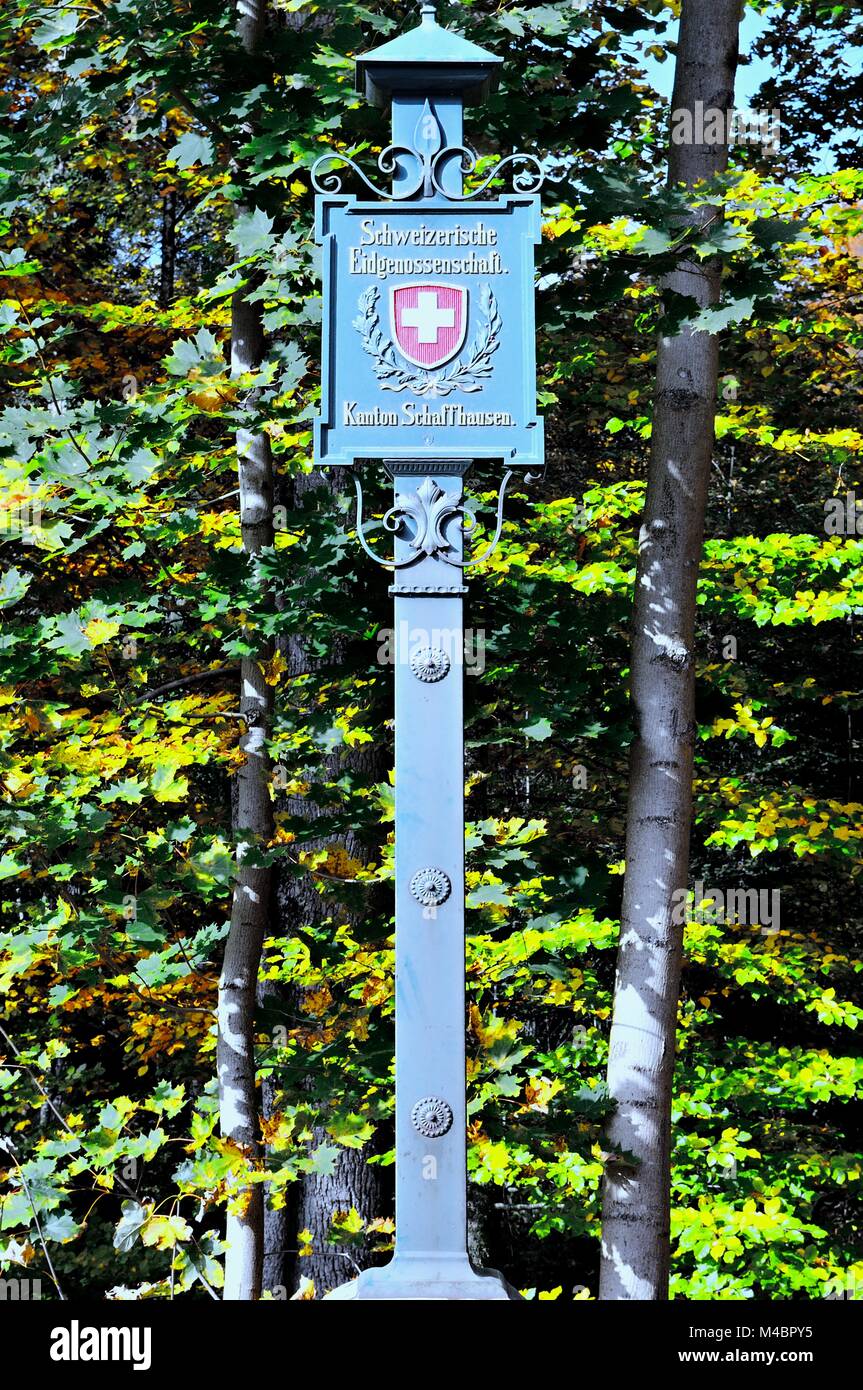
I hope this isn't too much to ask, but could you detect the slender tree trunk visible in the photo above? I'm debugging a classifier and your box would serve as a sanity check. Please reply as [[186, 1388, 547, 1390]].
[[158, 186, 177, 309], [258, 969, 291, 1297], [599, 0, 740, 1301], [218, 0, 274, 1302]]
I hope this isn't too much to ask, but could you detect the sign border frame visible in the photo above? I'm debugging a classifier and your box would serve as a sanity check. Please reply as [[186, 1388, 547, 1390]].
[[314, 192, 544, 471]]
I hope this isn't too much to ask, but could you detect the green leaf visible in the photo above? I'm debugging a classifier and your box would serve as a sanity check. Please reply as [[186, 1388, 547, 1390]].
[[638, 228, 674, 256], [687, 297, 756, 334], [0, 568, 32, 609], [0, 853, 23, 881], [229, 208, 275, 258], [32, 9, 79, 48], [113, 1201, 149, 1253], [165, 328, 224, 377], [47, 613, 91, 657], [42, 1211, 81, 1243], [305, 1143, 340, 1177], [167, 133, 215, 169], [524, 717, 553, 740], [326, 1113, 374, 1149], [468, 884, 511, 907]]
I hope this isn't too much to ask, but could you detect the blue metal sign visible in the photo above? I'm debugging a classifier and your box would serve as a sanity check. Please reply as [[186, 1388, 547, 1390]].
[[315, 194, 543, 470]]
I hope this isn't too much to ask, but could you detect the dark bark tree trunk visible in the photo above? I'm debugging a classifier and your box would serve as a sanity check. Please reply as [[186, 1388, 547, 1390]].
[[293, 1121, 383, 1295], [275, 470, 387, 1299], [218, 0, 274, 1302], [258, 969, 291, 1297], [158, 186, 177, 309], [599, 0, 741, 1301]]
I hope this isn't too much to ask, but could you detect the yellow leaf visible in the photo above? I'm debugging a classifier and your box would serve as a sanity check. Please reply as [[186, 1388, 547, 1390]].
[[263, 650, 288, 687], [300, 984, 333, 1017], [84, 619, 120, 646], [141, 1214, 191, 1250]]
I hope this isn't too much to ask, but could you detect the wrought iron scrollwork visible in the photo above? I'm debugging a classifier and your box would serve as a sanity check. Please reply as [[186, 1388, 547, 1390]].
[[429, 149, 546, 201], [311, 145, 427, 202], [350, 470, 537, 571], [350, 471, 424, 569], [451, 470, 513, 570], [312, 98, 549, 203]]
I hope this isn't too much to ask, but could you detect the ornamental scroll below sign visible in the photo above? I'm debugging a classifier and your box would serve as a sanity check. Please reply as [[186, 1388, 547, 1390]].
[[314, 195, 544, 470]]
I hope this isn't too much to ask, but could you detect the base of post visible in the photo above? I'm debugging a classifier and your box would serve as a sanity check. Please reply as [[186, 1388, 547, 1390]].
[[323, 1253, 522, 1301]]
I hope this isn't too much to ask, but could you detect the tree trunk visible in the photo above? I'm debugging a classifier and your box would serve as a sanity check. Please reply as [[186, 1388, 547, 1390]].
[[218, 0, 274, 1302], [293, 1122, 384, 1295], [258, 968, 291, 1297], [599, 0, 740, 1301], [158, 186, 177, 309], [277, 472, 388, 1299]]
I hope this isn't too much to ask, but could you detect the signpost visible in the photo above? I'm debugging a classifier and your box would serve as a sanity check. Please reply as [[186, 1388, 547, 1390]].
[[314, 2, 545, 1301]]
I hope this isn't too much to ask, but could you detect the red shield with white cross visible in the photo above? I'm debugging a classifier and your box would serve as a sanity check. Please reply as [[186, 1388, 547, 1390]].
[[390, 283, 468, 371]]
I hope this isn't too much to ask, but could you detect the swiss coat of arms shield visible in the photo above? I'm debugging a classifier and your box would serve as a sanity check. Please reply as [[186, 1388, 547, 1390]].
[[390, 282, 468, 371]]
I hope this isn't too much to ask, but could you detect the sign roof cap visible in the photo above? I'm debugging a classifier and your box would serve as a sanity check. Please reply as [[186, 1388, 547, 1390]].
[[355, 3, 501, 108]]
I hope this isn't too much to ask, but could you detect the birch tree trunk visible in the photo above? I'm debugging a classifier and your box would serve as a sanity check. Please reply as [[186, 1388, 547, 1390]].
[[599, 0, 741, 1301], [217, 0, 274, 1302]]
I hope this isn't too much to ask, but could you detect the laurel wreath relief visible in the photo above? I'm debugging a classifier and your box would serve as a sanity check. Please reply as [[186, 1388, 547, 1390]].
[[352, 283, 502, 398]]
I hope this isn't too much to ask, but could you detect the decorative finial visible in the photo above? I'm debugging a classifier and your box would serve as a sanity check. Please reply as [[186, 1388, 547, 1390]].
[[419, 2, 437, 22]]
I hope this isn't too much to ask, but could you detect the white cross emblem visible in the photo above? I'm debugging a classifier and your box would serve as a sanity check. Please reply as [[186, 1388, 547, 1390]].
[[390, 283, 468, 369], [400, 289, 456, 344]]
